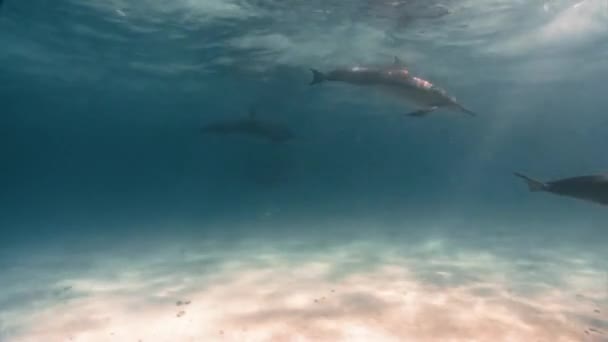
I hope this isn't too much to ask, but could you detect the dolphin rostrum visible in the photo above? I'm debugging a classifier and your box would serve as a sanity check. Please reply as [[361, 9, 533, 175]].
[[201, 107, 294, 143], [514, 172, 608, 206], [309, 57, 475, 117]]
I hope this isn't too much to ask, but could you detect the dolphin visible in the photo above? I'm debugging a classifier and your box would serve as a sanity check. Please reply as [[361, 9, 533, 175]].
[[201, 107, 294, 143], [309, 57, 475, 117], [514, 172, 608, 206]]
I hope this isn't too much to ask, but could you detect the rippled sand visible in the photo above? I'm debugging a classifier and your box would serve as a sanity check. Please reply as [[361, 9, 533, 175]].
[[1, 228, 606, 342]]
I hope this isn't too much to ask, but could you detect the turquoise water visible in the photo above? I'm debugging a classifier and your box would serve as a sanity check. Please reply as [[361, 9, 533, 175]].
[[1, 1, 607, 341]]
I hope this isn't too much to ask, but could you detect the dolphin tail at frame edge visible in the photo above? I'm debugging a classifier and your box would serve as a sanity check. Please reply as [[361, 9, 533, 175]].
[[309, 69, 326, 85], [514, 172, 547, 192]]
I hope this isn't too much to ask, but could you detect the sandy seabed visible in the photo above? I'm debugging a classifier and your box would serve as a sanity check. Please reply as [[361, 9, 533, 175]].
[[1, 226, 607, 342]]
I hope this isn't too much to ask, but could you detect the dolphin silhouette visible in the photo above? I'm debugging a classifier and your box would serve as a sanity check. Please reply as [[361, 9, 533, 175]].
[[201, 107, 294, 143], [514, 172, 608, 206], [310, 57, 475, 117]]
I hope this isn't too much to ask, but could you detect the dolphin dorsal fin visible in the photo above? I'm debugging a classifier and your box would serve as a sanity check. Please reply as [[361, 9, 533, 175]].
[[393, 56, 404, 67]]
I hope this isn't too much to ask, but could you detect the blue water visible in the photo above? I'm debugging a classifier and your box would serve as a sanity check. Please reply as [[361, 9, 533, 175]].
[[1, 1, 608, 341]]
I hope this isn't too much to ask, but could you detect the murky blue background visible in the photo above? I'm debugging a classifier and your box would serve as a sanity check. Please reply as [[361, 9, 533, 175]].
[[2, 0, 607, 238], [1, 1, 607, 340]]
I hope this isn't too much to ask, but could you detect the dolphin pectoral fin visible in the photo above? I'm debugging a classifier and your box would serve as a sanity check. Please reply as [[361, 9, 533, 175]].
[[514, 172, 546, 192], [456, 104, 476, 117], [406, 106, 437, 117]]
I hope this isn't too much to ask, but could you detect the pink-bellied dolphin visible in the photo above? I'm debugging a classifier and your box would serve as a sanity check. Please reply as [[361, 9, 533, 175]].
[[514, 172, 608, 206], [309, 57, 475, 117], [201, 107, 293, 143]]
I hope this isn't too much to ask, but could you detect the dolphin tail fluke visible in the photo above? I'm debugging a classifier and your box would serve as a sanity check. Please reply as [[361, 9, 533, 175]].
[[309, 69, 326, 85], [514, 172, 546, 192]]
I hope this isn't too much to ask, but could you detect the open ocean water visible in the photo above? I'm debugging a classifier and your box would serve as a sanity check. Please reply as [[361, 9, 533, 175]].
[[1, 0, 608, 341]]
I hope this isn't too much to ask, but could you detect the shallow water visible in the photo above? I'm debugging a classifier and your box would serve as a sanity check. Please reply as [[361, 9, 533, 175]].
[[1, 0, 608, 341]]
